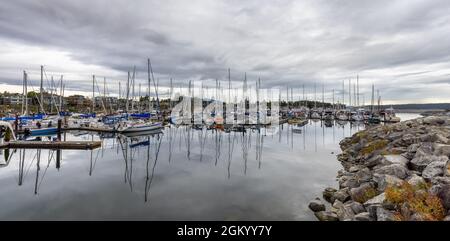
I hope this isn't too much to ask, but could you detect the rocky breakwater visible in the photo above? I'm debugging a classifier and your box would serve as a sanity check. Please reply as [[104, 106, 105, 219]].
[[309, 116, 450, 221]]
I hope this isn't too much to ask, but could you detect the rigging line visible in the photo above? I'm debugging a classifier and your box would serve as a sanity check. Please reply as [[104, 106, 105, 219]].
[[145, 135, 162, 199], [38, 151, 51, 188], [23, 151, 38, 179], [92, 148, 101, 171]]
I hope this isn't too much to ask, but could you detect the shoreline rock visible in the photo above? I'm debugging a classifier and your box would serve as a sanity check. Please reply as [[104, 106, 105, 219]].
[[309, 115, 450, 221]]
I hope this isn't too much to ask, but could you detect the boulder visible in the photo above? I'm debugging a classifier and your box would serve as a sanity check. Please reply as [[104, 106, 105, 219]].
[[308, 199, 326, 212], [407, 174, 426, 187], [365, 155, 390, 169], [363, 192, 386, 219], [434, 144, 450, 157], [374, 174, 404, 192], [314, 211, 339, 221], [345, 201, 366, 214], [332, 200, 355, 221], [422, 160, 447, 180], [349, 166, 361, 173], [339, 176, 360, 189], [333, 188, 351, 203], [384, 155, 409, 167], [354, 212, 371, 221], [444, 215, 450, 221], [409, 213, 425, 221], [374, 164, 409, 179], [423, 116, 446, 125], [446, 162, 450, 176], [322, 187, 337, 203], [403, 144, 420, 160], [376, 207, 399, 221], [433, 133, 449, 144], [355, 168, 372, 183], [437, 184, 450, 210], [410, 154, 447, 173], [363, 192, 386, 207], [350, 183, 376, 203]]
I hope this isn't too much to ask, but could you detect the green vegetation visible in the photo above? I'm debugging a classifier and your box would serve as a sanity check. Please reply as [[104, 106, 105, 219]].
[[361, 139, 389, 155], [385, 182, 445, 221]]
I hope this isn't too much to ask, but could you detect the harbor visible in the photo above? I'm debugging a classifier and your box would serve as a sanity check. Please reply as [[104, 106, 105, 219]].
[[1, 0, 450, 225]]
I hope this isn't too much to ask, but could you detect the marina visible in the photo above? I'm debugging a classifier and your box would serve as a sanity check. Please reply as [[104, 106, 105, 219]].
[[0, 114, 417, 220]]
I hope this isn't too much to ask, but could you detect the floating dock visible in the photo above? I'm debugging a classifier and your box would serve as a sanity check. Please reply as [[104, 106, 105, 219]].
[[0, 141, 102, 150]]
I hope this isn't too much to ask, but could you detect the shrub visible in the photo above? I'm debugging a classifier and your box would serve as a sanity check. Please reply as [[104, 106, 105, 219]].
[[385, 181, 445, 221]]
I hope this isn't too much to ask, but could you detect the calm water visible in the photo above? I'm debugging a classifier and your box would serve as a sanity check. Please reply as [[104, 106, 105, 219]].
[[0, 113, 419, 220]]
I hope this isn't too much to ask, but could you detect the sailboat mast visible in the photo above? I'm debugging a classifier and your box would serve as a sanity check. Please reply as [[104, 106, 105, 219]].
[[131, 66, 136, 112], [60, 75, 63, 111], [126, 71, 130, 113], [342, 80, 345, 108], [23, 71, 28, 115], [371, 84, 375, 113], [40, 65, 44, 113], [321, 84, 324, 109], [92, 75, 95, 113], [357, 74, 360, 107], [302, 84, 305, 107], [348, 79, 351, 108], [148, 59, 160, 114]]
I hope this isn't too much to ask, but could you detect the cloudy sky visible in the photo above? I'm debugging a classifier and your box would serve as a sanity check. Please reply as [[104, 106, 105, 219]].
[[0, 0, 449, 104]]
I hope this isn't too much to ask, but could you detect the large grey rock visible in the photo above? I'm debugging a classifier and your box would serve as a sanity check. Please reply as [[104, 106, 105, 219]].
[[354, 212, 371, 221], [434, 144, 450, 157], [384, 155, 409, 167], [364, 155, 386, 168], [333, 188, 351, 203], [434, 133, 449, 144], [437, 184, 450, 210], [308, 199, 326, 212], [322, 187, 337, 203], [446, 161, 450, 176], [355, 167, 372, 183], [314, 211, 339, 221], [410, 154, 447, 173], [422, 160, 447, 180], [374, 164, 409, 179], [332, 200, 355, 221], [339, 176, 360, 189], [423, 116, 446, 125], [444, 215, 450, 221], [376, 207, 398, 221], [407, 174, 426, 187], [409, 213, 425, 221], [363, 192, 386, 207], [403, 144, 420, 160], [345, 201, 366, 214], [374, 174, 404, 192], [363, 193, 386, 219], [350, 183, 376, 203]]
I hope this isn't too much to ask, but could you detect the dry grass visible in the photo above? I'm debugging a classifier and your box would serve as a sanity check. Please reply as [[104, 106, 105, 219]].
[[385, 182, 445, 221]]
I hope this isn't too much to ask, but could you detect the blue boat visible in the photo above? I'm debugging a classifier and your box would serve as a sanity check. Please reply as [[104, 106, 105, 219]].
[[29, 127, 58, 136], [1, 114, 46, 121]]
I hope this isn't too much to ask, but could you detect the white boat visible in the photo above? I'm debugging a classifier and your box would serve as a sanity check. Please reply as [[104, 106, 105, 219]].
[[335, 110, 349, 121], [117, 121, 163, 133], [381, 107, 401, 123]]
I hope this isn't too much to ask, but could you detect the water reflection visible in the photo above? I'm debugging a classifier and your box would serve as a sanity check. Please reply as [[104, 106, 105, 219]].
[[0, 114, 418, 220]]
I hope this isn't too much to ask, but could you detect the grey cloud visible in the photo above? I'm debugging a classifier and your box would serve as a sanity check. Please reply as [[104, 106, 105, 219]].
[[0, 0, 450, 103]]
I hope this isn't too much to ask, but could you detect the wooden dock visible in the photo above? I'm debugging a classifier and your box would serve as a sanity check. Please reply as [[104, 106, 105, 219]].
[[0, 141, 102, 150]]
